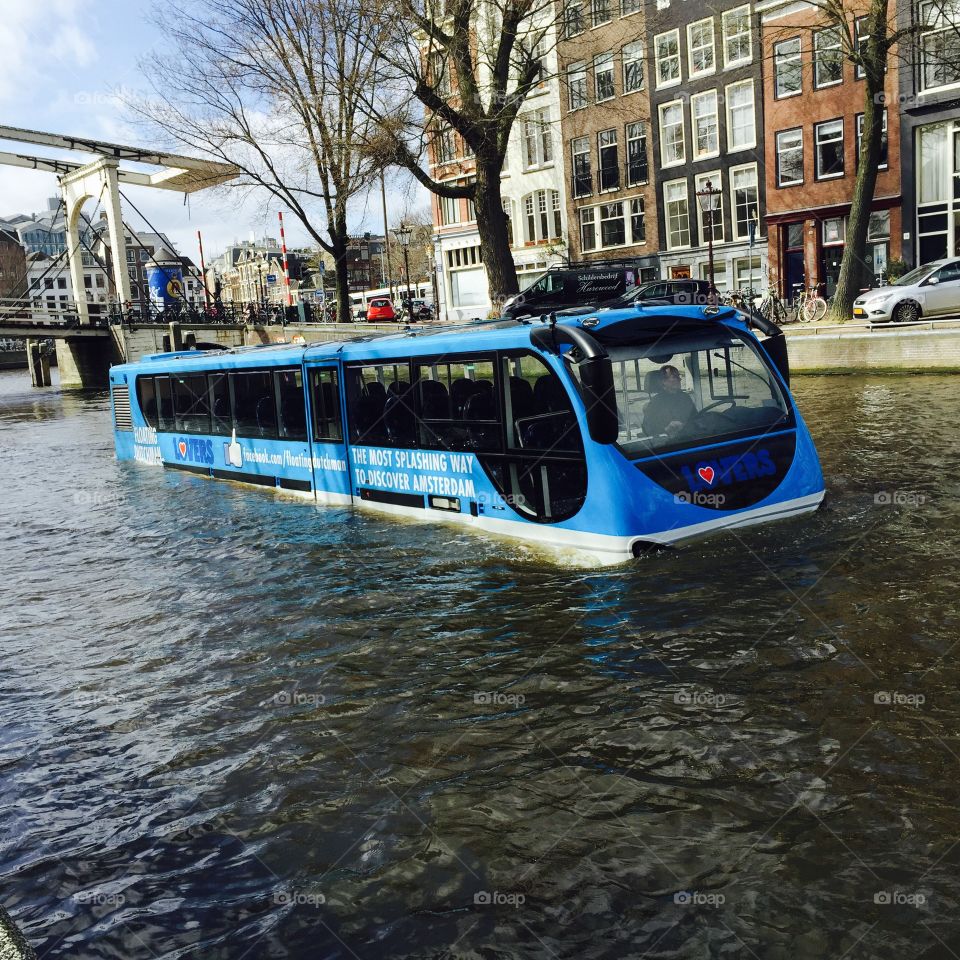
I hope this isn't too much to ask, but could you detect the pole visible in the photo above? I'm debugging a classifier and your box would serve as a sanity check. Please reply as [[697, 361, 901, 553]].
[[278, 211, 292, 307], [380, 173, 395, 302], [403, 245, 412, 318], [707, 205, 715, 303], [197, 230, 210, 311]]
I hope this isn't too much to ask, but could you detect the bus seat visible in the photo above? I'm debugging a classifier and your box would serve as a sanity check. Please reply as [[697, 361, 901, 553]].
[[255, 396, 275, 435], [365, 381, 387, 404], [533, 374, 570, 414], [419, 379, 449, 420], [464, 391, 497, 448], [388, 380, 409, 396], [509, 376, 535, 419], [384, 392, 415, 444], [450, 378, 481, 417]]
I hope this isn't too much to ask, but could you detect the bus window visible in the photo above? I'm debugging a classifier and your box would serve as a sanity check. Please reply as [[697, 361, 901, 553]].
[[136, 376, 158, 429], [309, 368, 342, 442], [345, 363, 411, 446], [209, 373, 232, 436], [232, 371, 277, 438], [275, 368, 307, 441], [502, 355, 582, 454], [155, 376, 175, 432], [173, 374, 211, 434], [416, 358, 499, 452]]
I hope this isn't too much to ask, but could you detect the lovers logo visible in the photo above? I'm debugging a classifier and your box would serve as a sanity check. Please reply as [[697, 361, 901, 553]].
[[681, 448, 776, 493]]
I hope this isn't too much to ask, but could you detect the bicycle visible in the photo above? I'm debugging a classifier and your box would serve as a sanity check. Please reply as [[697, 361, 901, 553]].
[[758, 287, 789, 326], [795, 283, 828, 323]]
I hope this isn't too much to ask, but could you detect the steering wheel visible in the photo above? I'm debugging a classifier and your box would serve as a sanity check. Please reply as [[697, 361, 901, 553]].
[[692, 399, 738, 421]]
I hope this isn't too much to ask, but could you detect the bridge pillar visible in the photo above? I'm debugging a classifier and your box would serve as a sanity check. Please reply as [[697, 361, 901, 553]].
[[59, 158, 131, 325], [26, 339, 51, 387], [54, 335, 121, 390]]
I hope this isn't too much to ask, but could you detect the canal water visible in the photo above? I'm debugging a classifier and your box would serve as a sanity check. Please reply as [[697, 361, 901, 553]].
[[1, 368, 959, 959]]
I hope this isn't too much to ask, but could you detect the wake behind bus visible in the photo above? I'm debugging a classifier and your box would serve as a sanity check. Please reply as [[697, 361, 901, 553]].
[[109, 303, 825, 564]]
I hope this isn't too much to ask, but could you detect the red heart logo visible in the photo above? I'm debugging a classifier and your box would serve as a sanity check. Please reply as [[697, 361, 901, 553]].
[[698, 466, 715, 485], [178, 440, 187, 458]]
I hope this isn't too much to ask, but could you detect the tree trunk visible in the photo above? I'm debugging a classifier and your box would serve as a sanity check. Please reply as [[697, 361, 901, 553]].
[[329, 213, 351, 324], [473, 159, 519, 312], [831, 6, 888, 321]]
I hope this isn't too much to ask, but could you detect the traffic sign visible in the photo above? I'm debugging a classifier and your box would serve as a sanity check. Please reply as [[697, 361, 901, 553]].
[[266, 274, 277, 284]]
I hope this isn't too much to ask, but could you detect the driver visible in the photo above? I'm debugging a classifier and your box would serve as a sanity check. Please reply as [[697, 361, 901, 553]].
[[644, 365, 696, 437]]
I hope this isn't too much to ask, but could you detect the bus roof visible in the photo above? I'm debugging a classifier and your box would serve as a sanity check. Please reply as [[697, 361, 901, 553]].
[[111, 305, 751, 378]]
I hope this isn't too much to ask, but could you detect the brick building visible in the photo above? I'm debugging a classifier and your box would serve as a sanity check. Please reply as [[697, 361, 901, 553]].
[[761, 0, 901, 299], [645, 0, 765, 292], [556, 0, 659, 278]]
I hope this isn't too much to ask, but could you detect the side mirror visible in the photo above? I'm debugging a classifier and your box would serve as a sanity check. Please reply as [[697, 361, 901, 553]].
[[578, 356, 619, 444], [926, 276, 939, 285]]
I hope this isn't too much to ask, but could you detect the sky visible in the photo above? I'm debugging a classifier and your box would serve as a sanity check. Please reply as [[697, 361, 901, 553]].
[[0, 0, 427, 262]]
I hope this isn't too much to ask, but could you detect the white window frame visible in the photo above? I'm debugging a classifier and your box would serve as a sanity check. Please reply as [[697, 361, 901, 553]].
[[687, 18, 716, 78], [920, 0, 960, 93], [664, 178, 691, 250], [658, 99, 685, 167], [655, 29, 681, 88], [691, 90, 719, 160], [594, 53, 615, 102], [622, 41, 644, 93], [630, 197, 646, 245], [815, 118, 845, 180], [729, 162, 759, 242], [722, 5, 752, 68], [579, 206, 597, 251], [695, 170, 724, 245], [774, 37, 802, 98], [776, 128, 804, 187], [625, 121, 648, 186], [856, 110, 889, 170], [592, 0, 611, 28], [725, 79, 756, 152], [522, 108, 553, 169], [567, 64, 587, 110], [814, 27, 843, 89]]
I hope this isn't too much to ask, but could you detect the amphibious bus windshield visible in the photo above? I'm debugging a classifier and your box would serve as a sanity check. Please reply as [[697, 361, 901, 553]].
[[605, 330, 791, 459]]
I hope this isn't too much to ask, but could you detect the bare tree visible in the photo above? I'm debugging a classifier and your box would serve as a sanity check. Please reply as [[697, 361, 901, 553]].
[[368, 0, 560, 308], [131, 0, 390, 323]]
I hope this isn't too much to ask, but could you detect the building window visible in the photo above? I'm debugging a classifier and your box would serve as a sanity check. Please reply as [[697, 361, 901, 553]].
[[814, 27, 843, 88], [552, 191, 563, 239], [579, 207, 596, 251], [592, 0, 611, 27], [431, 52, 451, 98], [594, 53, 615, 102], [734, 256, 763, 293], [920, 0, 960, 92], [856, 111, 888, 169], [776, 128, 804, 186], [822, 217, 845, 245], [659, 100, 685, 166], [626, 122, 648, 185], [598, 129, 619, 191], [695, 171, 724, 243], [725, 80, 755, 151], [687, 18, 716, 77], [655, 30, 681, 87], [523, 190, 563, 243], [621, 0, 640, 14], [441, 195, 461, 225], [774, 38, 802, 98], [599, 203, 625, 247], [664, 179, 690, 249], [730, 164, 759, 241], [854, 16, 868, 79], [691, 90, 719, 159], [433, 123, 456, 164], [571, 137, 592, 197], [568, 63, 587, 110], [565, 0, 584, 37], [722, 5, 752, 67], [630, 198, 646, 244], [523, 108, 553, 168], [815, 119, 845, 179], [623, 41, 644, 93]]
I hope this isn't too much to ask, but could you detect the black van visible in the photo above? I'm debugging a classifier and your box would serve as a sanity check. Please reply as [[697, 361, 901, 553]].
[[501, 261, 646, 320]]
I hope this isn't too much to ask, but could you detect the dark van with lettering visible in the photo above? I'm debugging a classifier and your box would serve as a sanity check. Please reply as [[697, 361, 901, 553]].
[[501, 262, 644, 320]]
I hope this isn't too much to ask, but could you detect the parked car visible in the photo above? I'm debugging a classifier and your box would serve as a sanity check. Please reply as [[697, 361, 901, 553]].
[[853, 258, 960, 323], [365, 297, 396, 321], [555, 278, 714, 317], [500, 262, 651, 320]]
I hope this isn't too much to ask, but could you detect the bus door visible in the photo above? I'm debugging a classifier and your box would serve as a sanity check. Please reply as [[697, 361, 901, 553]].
[[304, 362, 352, 504]]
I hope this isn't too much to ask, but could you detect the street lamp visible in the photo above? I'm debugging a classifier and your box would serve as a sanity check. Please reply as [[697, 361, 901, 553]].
[[695, 179, 722, 302], [393, 223, 413, 319]]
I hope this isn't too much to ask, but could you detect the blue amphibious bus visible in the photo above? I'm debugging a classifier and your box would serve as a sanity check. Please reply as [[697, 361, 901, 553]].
[[109, 304, 824, 564]]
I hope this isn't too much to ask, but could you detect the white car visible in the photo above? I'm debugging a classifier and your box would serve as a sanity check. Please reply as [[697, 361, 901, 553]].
[[853, 258, 960, 323]]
